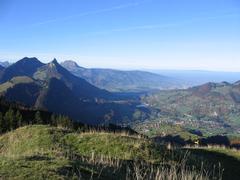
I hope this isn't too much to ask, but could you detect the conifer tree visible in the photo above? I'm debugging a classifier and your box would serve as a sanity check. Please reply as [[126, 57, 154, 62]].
[[16, 110, 23, 127], [51, 114, 57, 126], [4, 108, 15, 131], [35, 111, 43, 124], [0, 112, 6, 133], [56, 115, 72, 129]]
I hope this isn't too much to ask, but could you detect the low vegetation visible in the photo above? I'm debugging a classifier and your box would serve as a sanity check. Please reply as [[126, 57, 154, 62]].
[[0, 125, 226, 179]]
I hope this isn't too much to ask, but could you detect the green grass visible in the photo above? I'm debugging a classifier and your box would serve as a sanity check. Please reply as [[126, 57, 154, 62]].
[[0, 125, 156, 160], [0, 125, 64, 157], [0, 125, 162, 179], [0, 156, 70, 180], [0, 125, 230, 179], [63, 132, 153, 160]]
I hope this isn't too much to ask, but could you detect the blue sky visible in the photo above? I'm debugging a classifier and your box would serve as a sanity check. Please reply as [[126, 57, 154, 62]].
[[0, 0, 240, 71]]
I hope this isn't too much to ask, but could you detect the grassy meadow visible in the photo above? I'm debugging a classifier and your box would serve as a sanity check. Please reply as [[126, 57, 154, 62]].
[[0, 125, 233, 179]]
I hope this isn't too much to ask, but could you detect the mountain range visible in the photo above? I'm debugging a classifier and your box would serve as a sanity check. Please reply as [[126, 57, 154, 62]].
[[1, 57, 240, 134], [0, 57, 150, 125], [61, 60, 182, 92]]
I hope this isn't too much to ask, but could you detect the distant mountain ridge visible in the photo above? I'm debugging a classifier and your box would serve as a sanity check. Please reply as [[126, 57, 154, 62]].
[[0, 61, 11, 67], [61, 60, 182, 92], [150, 69, 240, 87], [0, 65, 4, 71]]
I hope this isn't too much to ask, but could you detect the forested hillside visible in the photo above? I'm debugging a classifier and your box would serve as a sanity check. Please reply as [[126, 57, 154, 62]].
[[138, 82, 240, 137]]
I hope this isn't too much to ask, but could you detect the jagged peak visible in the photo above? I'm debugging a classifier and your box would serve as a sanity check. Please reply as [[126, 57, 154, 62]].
[[39, 59, 72, 77], [52, 58, 58, 64], [48, 58, 61, 68]]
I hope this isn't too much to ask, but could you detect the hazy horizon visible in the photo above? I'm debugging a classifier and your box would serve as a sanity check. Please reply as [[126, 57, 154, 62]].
[[2, 57, 240, 73]]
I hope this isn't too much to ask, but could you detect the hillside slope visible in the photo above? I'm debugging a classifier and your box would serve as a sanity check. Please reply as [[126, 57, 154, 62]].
[[34, 59, 111, 99]]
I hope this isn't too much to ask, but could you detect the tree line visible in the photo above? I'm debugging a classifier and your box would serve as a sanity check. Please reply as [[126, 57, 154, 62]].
[[0, 98, 139, 136], [0, 108, 74, 134]]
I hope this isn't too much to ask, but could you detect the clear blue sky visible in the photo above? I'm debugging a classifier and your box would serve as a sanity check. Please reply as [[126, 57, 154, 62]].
[[0, 0, 240, 71]]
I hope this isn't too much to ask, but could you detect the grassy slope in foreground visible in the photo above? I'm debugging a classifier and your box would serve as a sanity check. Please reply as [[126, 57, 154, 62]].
[[0, 125, 230, 180], [0, 125, 158, 179]]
